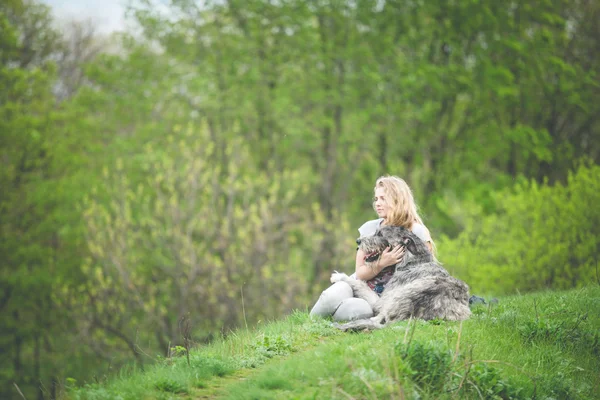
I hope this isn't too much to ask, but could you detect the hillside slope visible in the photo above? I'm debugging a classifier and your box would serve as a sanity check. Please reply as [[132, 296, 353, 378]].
[[69, 285, 599, 399]]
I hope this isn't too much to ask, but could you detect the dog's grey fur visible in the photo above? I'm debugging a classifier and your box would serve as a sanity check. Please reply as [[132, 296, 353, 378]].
[[331, 226, 471, 331]]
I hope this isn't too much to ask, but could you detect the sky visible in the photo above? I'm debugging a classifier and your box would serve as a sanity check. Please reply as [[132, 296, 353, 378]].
[[40, 0, 128, 34]]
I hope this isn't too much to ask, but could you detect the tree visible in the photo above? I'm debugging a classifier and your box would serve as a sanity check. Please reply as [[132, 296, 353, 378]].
[[0, 1, 62, 398], [81, 123, 337, 355]]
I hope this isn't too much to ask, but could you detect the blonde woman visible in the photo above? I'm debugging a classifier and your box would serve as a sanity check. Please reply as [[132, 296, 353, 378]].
[[310, 175, 434, 321]]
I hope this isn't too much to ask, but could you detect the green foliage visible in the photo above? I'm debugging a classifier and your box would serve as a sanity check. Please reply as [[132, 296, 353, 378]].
[[439, 163, 600, 294], [256, 375, 292, 391], [251, 334, 293, 358], [542, 371, 589, 400], [518, 312, 599, 355], [0, 1, 87, 399], [396, 341, 452, 392], [301, 317, 341, 338], [154, 378, 188, 394], [466, 362, 526, 400], [189, 356, 235, 378], [395, 340, 527, 399], [170, 345, 187, 358], [80, 123, 341, 357], [240, 334, 294, 369]]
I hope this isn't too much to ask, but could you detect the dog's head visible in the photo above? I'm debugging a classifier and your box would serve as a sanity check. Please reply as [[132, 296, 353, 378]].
[[357, 226, 428, 267]]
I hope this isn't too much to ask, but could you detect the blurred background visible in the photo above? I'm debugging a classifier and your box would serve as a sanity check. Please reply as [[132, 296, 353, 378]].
[[1, 0, 598, 398]]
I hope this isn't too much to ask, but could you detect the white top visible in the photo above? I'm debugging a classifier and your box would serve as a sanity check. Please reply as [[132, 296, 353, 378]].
[[358, 218, 432, 243]]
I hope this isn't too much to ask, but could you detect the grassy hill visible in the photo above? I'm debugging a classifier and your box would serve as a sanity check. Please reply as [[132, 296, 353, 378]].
[[67, 285, 599, 399]]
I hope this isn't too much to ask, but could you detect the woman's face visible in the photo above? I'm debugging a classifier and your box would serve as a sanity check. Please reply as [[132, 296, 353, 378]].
[[374, 187, 390, 219]]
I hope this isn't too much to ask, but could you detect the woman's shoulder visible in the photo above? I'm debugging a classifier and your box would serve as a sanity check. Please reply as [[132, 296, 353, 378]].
[[411, 222, 432, 242], [358, 218, 384, 237]]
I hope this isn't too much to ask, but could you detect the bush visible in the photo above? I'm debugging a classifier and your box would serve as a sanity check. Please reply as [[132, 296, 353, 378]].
[[438, 163, 600, 294]]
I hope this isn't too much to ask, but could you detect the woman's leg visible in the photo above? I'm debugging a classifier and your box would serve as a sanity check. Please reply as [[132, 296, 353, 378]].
[[310, 282, 374, 321], [332, 297, 373, 321], [309, 281, 353, 317]]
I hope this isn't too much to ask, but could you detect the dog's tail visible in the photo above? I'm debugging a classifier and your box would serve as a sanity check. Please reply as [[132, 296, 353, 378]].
[[333, 319, 384, 332]]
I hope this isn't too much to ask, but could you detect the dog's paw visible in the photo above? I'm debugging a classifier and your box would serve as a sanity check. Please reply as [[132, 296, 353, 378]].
[[330, 272, 348, 283]]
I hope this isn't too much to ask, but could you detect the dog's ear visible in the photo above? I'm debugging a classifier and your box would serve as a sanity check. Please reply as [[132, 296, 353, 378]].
[[402, 237, 418, 255]]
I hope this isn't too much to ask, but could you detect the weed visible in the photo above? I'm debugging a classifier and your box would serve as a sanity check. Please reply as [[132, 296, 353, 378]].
[[302, 318, 339, 337], [257, 375, 292, 390], [518, 312, 599, 354], [395, 340, 530, 399], [395, 341, 452, 392], [195, 380, 207, 388], [543, 371, 588, 400], [427, 318, 445, 325], [239, 355, 267, 369], [462, 362, 528, 399], [154, 378, 188, 394], [252, 334, 293, 358], [190, 356, 235, 377], [239, 334, 294, 369], [497, 309, 519, 327], [351, 367, 396, 394], [470, 304, 488, 316], [170, 345, 187, 357]]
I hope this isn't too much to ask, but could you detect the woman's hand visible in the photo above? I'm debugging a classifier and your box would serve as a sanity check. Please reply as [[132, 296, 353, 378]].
[[355, 246, 405, 281], [378, 245, 405, 268]]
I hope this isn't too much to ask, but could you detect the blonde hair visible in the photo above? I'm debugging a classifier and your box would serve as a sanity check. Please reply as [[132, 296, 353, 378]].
[[373, 176, 422, 228], [373, 175, 437, 254]]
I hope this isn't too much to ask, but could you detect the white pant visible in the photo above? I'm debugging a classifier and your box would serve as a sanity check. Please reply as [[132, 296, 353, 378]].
[[309, 281, 373, 321]]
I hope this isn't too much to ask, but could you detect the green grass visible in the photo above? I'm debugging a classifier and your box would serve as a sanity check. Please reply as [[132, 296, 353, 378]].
[[68, 285, 600, 399]]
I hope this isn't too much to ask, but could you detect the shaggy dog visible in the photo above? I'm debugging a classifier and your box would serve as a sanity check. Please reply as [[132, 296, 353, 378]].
[[331, 226, 471, 331]]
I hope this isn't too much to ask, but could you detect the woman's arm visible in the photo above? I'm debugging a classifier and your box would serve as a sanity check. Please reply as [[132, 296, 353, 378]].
[[355, 246, 405, 281], [355, 249, 377, 281]]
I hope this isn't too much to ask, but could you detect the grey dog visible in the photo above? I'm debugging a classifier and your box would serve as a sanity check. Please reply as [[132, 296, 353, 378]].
[[331, 226, 471, 331]]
